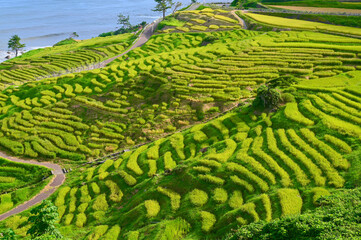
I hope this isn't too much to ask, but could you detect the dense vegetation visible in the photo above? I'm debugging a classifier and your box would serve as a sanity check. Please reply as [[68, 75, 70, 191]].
[[0, 5, 361, 240]]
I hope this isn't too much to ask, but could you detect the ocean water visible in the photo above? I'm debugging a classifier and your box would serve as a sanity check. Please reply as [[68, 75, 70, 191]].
[[0, 0, 226, 61]]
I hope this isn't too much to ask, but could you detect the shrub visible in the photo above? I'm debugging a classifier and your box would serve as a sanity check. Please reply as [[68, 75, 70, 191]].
[[87, 225, 109, 240], [164, 151, 177, 170], [75, 213, 87, 228]]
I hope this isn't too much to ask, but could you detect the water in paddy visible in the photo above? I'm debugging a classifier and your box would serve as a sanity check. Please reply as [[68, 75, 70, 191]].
[[0, 0, 225, 61]]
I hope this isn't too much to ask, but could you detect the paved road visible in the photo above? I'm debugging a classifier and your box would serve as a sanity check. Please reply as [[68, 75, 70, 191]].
[[0, 152, 65, 221]]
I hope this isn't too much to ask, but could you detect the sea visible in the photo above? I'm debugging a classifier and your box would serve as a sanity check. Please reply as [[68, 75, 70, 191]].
[[0, 0, 228, 61]]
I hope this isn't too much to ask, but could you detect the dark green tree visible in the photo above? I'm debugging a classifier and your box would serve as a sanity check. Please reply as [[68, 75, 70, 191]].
[[153, 0, 174, 20], [253, 85, 281, 109], [117, 13, 131, 29], [70, 32, 79, 39], [191, 0, 197, 3], [26, 200, 62, 239], [268, 75, 298, 89], [0, 229, 17, 240], [8, 35, 25, 57]]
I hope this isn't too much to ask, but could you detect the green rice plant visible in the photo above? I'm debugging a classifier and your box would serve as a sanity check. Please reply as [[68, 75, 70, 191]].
[[260, 194, 272, 222], [324, 134, 352, 154], [277, 188, 303, 217], [227, 162, 269, 192], [126, 231, 139, 240], [284, 102, 314, 126], [266, 128, 310, 186], [144, 200, 160, 218], [114, 158, 123, 169], [193, 131, 208, 142], [189, 189, 208, 207], [119, 170, 137, 186], [86, 169, 95, 181], [147, 145, 159, 159], [236, 138, 276, 185], [102, 225, 121, 240], [206, 139, 237, 162], [192, 166, 211, 173], [318, 93, 361, 119], [58, 205, 67, 222], [0, 137, 24, 155], [214, 15, 238, 24], [300, 128, 350, 170], [0, 176, 15, 183], [169, 133, 185, 160], [210, 120, 229, 139], [229, 175, 255, 193], [157, 186, 181, 211], [75, 213, 87, 228], [191, 25, 208, 31], [98, 172, 109, 180], [105, 180, 123, 202], [126, 145, 148, 175], [251, 136, 292, 187], [240, 202, 260, 222], [147, 160, 157, 177], [80, 185, 91, 203], [98, 160, 114, 174], [333, 92, 361, 110], [287, 129, 345, 188], [92, 194, 109, 211], [310, 187, 330, 205], [228, 190, 243, 209], [64, 214, 74, 226], [200, 211, 216, 232], [277, 129, 326, 186], [78, 203, 88, 213], [87, 225, 109, 240], [198, 174, 225, 185], [164, 152, 177, 170], [213, 188, 228, 204], [0, 194, 14, 214]]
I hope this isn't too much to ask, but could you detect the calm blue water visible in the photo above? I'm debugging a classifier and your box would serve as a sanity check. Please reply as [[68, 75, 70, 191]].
[[0, 0, 227, 60]]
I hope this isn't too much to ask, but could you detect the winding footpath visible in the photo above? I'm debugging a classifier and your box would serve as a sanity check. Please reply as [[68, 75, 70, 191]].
[[0, 152, 65, 221], [231, 10, 248, 29]]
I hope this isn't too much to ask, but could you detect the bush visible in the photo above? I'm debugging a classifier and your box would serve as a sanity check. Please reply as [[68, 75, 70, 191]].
[[144, 200, 160, 218]]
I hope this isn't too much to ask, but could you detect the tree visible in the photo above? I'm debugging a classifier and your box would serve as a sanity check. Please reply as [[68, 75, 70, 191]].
[[8, 35, 25, 57], [117, 13, 131, 29], [267, 75, 298, 89], [0, 229, 17, 240], [70, 32, 79, 39], [253, 85, 281, 109], [27, 200, 62, 239], [172, 2, 182, 14], [191, 0, 197, 3], [153, 0, 174, 20]]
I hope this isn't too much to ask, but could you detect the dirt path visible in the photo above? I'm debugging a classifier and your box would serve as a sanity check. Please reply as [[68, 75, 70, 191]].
[[0, 152, 65, 221], [231, 10, 247, 29]]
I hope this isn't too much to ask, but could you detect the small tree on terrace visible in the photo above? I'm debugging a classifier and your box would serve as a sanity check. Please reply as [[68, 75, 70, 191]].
[[172, 2, 182, 14], [253, 85, 281, 110], [27, 200, 63, 239], [70, 32, 79, 39], [8, 35, 25, 57], [117, 13, 131, 29], [153, 0, 174, 20]]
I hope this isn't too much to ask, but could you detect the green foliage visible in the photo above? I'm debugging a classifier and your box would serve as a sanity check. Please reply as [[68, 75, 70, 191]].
[[27, 200, 62, 239], [253, 85, 281, 109]]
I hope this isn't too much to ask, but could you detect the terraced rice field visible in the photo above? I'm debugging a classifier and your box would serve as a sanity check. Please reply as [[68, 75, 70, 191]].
[[158, 8, 242, 33], [243, 12, 361, 37], [268, 5, 361, 14], [0, 7, 360, 239], [0, 34, 134, 89], [0, 158, 50, 216]]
